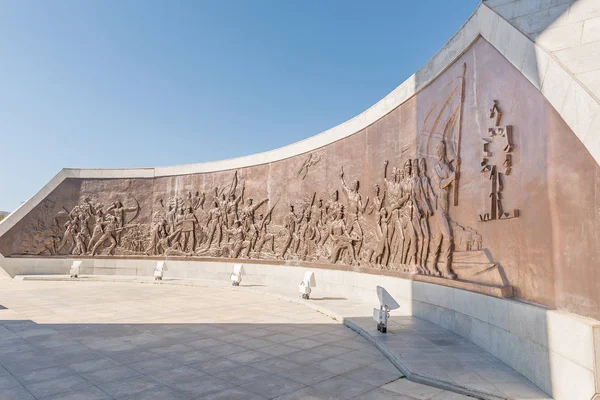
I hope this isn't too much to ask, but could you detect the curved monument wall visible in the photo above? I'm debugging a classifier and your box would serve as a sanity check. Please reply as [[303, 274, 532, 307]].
[[1, 36, 599, 321]]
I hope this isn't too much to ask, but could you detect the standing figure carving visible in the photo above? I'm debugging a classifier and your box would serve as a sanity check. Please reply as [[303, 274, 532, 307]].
[[365, 207, 391, 268], [56, 217, 78, 254], [186, 192, 194, 210], [340, 167, 367, 260], [383, 161, 404, 265], [411, 159, 431, 268], [204, 200, 223, 251], [398, 198, 418, 270], [320, 190, 341, 249], [300, 196, 322, 261], [417, 158, 438, 274], [400, 160, 422, 271], [340, 167, 366, 217], [430, 141, 457, 279], [280, 205, 302, 259], [77, 208, 92, 243], [255, 212, 275, 255], [73, 231, 87, 256], [171, 208, 185, 250], [221, 172, 243, 241], [254, 200, 278, 256], [166, 200, 178, 235], [180, 207, 198, 253], [192, 191, 205, 210], [368, 184, 386, 215], [293, 206, 307, 256], [226, 189, 244, 231], [88, 210, 105, 251]]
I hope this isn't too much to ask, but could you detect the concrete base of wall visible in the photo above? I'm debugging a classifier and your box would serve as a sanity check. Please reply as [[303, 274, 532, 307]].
[[1, 257, 598, 399]]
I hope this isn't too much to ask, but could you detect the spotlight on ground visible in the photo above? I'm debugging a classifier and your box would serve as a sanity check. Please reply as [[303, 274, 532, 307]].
[[154, 261, 165, 281], [373, 285, 400, 333], [299, 271, 316, 299], [70, 261, 82, 278], [230, 264, 244, 286]]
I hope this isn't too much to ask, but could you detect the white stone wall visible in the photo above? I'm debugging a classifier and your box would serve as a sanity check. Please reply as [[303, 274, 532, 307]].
[[484, 0, 600, 168]]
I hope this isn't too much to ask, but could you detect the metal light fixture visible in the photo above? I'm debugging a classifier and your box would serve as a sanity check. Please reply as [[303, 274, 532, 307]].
[[154, 261, 165, 281], [373, 285, 400, 333], [299, 271, 316, 299], [70, 260, 82, 278], [230, 264, 244, 286]]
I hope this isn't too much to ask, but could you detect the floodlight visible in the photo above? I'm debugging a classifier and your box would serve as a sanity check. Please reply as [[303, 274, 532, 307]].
[[373, 286, 400, 333], [377, 286, 400, 310], [154, 261, 165, 281], [299, 271, 316, 299], [230, 264, 245, 286], [70, 261, 82, 278]]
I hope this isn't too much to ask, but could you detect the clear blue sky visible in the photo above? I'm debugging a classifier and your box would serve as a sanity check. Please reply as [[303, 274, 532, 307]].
[[0, 0, 479, 212]]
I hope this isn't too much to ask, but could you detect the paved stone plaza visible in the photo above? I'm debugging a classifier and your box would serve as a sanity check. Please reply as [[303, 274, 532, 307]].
[[0, 280, 474, 400]]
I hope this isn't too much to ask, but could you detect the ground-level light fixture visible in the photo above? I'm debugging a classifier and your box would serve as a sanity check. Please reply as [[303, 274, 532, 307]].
[[299, 271, 316, 299], [230, 264, 244, 286], [154, 261, 165, 281], [373, 285, 400, 333], [70, 261, 82, 278]]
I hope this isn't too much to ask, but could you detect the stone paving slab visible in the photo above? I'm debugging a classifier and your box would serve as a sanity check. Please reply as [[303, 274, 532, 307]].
[[0, 278, 474, 400]]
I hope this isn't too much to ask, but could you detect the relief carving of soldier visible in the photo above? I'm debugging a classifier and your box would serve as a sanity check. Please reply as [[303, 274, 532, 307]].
[[88, 210, 105, 251], [240, 197, 267, 231], [73, 231, 87, 256], [255, 205, 276, 256], [192, 191, 205, 210], [166, 200, 178, 235], [180, 207, 198, 253], [340, 167, 367, 260], [280, 204, 301, 259], [340, 167, 367, 217], [365, 207, 391, 268], [225, 188, 244, 231], [299, 196, 322, 261], [320, 190, 341, 248], [429, 141, 457, 279], [400, 160, 422, 270], [56, 217, 78, 254], [204, 199, 223, 251], [410, 160, 428, 268], [105, 200, 138, 242]]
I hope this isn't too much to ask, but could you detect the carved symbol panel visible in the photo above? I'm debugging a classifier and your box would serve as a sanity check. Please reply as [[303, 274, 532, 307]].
[[479, 100, 519, 222]]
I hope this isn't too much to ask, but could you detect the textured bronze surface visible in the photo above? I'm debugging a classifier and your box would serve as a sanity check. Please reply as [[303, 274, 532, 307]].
[[1, 38, 599, 319]]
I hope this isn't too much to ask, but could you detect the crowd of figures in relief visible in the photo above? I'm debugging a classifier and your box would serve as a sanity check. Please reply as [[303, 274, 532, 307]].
[[22, 139, 482, 281]]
